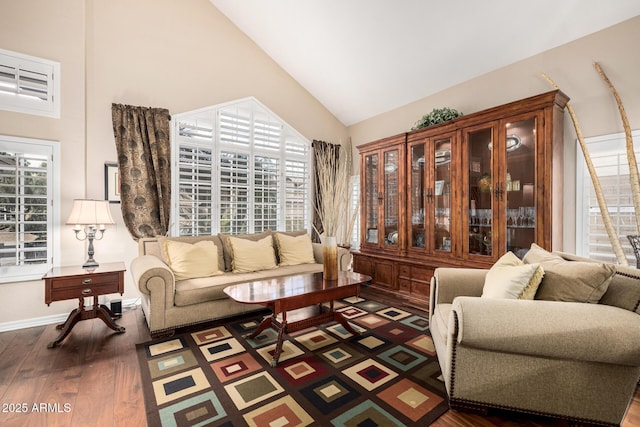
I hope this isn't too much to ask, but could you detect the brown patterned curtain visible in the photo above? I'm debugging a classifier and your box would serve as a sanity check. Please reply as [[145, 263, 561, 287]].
[[111, 104, 171, 240], [312, 140, 340, 243]]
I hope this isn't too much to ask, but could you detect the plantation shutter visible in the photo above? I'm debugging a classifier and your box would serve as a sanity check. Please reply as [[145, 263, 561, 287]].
[[578, 130, 639, 264], [220, 151, 250, 234], [175, 120, 214, 236], [0, 49, 59, 118], [172, 98, 311, 236], [254, 155, 279, 232], [285, 159, 309, 231], [0, 140, 53, 278]]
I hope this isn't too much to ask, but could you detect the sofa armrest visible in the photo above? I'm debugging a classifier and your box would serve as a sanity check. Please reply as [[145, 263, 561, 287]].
[[312, 243, 352, 271], [429, 268, 487, 321], [451, 296, 640, 366], [130, 255, 175, 296]]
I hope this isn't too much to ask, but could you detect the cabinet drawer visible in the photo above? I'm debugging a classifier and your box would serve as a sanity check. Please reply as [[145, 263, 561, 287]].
[[399, 265, 411, 278], [51, 272, 120, 290], [411, 266, 433, 282], [399, 278, 411, 293], [50, 282, 120, 301], [411, 281, 430, 298]]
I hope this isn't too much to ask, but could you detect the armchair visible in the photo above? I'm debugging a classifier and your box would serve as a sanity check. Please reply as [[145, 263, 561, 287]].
[[429, 255, 640, 426]]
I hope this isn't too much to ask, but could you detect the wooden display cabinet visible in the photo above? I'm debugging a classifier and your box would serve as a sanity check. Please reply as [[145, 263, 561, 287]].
[[353, 90, 568, 308]]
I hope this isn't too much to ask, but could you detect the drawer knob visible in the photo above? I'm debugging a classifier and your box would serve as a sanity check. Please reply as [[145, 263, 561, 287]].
[[81, 288, 92, 296], [82, 279, 92, 285]]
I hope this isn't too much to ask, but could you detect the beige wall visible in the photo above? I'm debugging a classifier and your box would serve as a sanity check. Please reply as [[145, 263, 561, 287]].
[[0, 1, 637, 326], [0, 0, 348, 325], [348, 15, 640, 253]]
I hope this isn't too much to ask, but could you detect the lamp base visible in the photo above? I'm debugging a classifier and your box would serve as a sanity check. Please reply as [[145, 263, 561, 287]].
[[82, 259, 99, 269]]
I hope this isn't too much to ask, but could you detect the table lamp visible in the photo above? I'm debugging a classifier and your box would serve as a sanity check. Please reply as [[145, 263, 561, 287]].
[[66, 199, 115, 268]]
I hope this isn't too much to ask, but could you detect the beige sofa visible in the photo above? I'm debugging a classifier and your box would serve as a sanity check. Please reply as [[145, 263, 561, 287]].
[[130, 231, 351, 336], [429, 250, 640, 426]]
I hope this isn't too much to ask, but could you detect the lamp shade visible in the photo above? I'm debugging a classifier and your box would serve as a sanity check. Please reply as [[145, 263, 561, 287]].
[[66, 199, 115, 226]]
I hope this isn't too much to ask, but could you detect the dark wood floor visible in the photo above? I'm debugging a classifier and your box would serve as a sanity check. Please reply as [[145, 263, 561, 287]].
[[0, 306, 637, 426]]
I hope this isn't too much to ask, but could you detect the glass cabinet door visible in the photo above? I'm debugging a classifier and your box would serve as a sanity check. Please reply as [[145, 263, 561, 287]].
[[466, 126, 495, 258], [505, 117, 537, 258], [364, 153, 379, 244], [409, 143, 426, 249], [383, 149, 399, 248], [433, 137, 452, 253]]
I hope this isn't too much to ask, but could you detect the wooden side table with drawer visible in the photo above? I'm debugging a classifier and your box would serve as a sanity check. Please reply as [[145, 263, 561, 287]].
[[43, 262, 126, 348]]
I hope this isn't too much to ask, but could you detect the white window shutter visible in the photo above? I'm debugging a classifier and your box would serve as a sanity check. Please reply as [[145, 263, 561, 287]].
[[0, 49, 60, 118]]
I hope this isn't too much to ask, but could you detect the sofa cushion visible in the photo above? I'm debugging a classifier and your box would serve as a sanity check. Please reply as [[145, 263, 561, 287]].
[[274, 232, 315, 266], [163, 240, 223, 281], [482, 252, 544, 300], [174, 263, 323, 306], [524, 243, 615, 303], [219, 230, 272, 271], [226, 235, 278, 273], [157, 235, 225, 273]]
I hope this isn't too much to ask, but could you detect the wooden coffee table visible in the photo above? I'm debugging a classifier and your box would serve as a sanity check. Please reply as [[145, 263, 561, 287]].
[[224, 271, 372, 366]]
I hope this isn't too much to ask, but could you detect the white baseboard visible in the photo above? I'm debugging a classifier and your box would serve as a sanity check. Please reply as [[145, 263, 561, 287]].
[[0, 298, 141, 333]]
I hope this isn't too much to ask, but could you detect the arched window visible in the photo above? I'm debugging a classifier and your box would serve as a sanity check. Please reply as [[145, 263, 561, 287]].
[[171, 97, 311, 236]]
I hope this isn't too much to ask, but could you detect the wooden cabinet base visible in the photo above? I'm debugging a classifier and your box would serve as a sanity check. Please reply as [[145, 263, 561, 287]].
[[354, 252, 433, 310]]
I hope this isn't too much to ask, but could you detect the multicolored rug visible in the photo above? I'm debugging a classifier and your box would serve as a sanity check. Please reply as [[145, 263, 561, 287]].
[[136, 297, 449, 426]]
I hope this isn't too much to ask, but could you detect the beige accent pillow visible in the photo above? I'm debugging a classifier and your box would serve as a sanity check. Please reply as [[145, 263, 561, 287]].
[[274, 232, 316, 266], [227, 235, 278, 273], [219, 230, 272, 271], [163, 240, 223, 281], [523, 243, 615, 303], [482, 251, 544, 299], [157, 236, 225, 272]]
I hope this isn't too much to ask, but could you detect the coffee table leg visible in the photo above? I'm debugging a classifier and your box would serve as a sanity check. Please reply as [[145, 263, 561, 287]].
[[334, 312, 360, 336], [246, 315, 273, 339], [271, 320, 287, 367]]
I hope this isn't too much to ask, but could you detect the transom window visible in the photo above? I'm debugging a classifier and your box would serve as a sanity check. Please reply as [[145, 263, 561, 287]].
[[0, 135, 59, 283], [0, 48, 60, 118], [171, 97, 311, 236], [576, 130, 639, 264]]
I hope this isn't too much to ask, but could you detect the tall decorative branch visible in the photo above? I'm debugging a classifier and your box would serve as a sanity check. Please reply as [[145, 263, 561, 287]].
[[594, 62, 640, 234], [541, 72, 628, 265], [313, 141, 354, 245]]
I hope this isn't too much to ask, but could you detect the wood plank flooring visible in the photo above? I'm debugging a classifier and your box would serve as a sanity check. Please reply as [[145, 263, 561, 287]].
[[0, 306, 637, 426]]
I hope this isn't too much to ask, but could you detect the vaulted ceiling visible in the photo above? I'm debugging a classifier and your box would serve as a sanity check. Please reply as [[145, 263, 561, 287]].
[[210, 1, 640, 126]]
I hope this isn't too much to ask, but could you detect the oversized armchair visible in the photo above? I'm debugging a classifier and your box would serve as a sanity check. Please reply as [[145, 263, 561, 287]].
[[429, 248, 640, 426]]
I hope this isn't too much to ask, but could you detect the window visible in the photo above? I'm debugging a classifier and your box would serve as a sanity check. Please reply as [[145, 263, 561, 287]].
[[576, 130, 639, 264], [172, 98, 311, 236], [0, 135, 59, 283], [0, 49, 60, 118]]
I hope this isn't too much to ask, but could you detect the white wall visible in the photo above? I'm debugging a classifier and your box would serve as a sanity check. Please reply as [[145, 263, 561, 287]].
[[348, 15, 640, 253]]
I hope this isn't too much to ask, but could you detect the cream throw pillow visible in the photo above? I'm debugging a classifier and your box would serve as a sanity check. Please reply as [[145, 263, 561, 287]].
[[482, 251, 544, 299], [164, 240, 223, 281], [227, 235, 278, 273], [274, 232, 315, 266]]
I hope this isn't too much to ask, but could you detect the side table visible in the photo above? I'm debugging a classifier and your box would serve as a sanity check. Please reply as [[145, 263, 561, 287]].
[[43, 262, 126, 348]]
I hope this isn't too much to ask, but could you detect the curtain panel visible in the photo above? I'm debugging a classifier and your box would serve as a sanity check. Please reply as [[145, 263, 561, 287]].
[[111, 104, 171, 239]]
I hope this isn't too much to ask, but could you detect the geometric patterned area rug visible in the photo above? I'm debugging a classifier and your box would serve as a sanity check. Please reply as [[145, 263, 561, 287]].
[[136, 296, 449, 426]]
